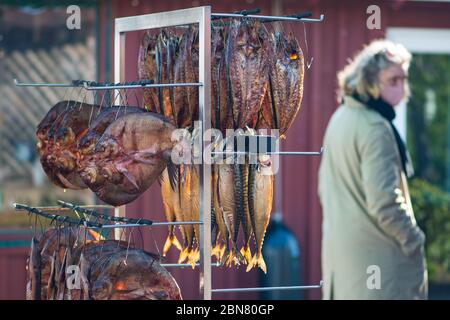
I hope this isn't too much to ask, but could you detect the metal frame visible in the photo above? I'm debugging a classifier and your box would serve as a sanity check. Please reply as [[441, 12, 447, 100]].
[[113, 5, 325, 300]]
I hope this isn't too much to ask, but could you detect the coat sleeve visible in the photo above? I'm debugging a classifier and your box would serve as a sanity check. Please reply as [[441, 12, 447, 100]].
[[360, 122, 425, 257]]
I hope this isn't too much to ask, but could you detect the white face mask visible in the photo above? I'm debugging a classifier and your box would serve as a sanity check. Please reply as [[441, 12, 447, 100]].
[[378, 64, 408, 107]]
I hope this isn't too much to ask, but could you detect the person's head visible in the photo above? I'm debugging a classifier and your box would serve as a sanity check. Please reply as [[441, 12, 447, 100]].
[[337, 39, 412, 106]]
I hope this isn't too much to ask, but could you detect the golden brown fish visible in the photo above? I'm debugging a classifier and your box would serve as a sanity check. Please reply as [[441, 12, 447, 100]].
[[217, 164, 242, 266], [138, 32, 159, 113], [226, 19, 269, 129], [269, 32, 305, 137], [160, 167, 183, 256], [247, 155, 274, 273], [177, 164, 197, 265], [173, 26, 199, 128], [211, 27, 230, 133], [212, 164, 228, 263]]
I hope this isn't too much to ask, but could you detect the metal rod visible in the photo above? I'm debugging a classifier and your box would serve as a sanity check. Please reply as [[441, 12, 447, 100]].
[[13, 203, 103, 228], [211, 13, 324, 23], [211, 148, 323, 156], [211, 8, 260, 20], [14, 79, 202, 90], [198, 5, 213, 301], [212, 281, 324, 293], [33, 204, 114, 211], [161, 262, 221, 268], [83, 82, 203, 90], [57, 200, 153, 225], [93, 221, 203, 229], [14, 79, 82, 88]]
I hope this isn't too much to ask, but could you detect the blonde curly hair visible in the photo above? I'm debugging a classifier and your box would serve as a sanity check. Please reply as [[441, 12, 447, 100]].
[[337, 39, 412, 103]]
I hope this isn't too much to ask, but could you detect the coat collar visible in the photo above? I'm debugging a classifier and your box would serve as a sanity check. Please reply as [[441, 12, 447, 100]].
[[343, 95, 367, 109]]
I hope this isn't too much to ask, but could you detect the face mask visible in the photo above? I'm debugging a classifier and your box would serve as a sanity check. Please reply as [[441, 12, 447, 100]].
[[380, 83, 405, 106], [378, 63, 408, 107]]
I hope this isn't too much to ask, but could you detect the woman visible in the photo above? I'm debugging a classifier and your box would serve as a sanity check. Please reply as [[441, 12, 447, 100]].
[[318, 40, 427, 299]]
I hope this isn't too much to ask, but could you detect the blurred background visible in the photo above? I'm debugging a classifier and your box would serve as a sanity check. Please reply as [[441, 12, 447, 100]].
[[0, 0, 449, 300]]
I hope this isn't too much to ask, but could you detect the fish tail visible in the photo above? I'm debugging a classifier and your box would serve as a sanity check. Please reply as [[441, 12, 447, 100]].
[[225, 251, 235, 268], [256, 253, 267, 274], [187, 248, 200, 268], [177, 247, 189, 264], [240, 245, 252, 265], [246, 254, 256, 273], [163, 234, 182, 256], [211, 244, 221, 260], [219, 244, 226, 263]]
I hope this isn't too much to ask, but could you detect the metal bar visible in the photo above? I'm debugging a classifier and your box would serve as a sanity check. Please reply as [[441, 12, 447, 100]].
[[83, 82, 202, 90], [211, 13, 324, 23], [14, 79, 82, 88], [212, 281, 324, 293], [198, 6, 212, 301], [161, 262, 221, 268], [115, 7, 211, 32], [33, 205, 114, 211], [211, 8, 260, 20], [211, 148, 323, 156], [57, 200, 153, 225], [13, 203, 103, 228], [94, 221, 203, 229], [114, 22, 127, 237]]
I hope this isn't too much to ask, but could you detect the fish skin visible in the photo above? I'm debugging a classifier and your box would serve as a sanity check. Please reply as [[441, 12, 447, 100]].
[[160, 167, 183, 257], [82, 112, 175, 206], [247, 155, 274, 273], [89, 249, 182, 300], [36, 227, 98, 300], [174, 26, 199, 128], [167, 34, 178, 120], [240, 163, 253, 265], [269, 32, 305, 136], [47, 251, 56, 300], [211, 28, 230, 133], [256, 79, 276, 130], [233, 163, 243, 255], [212, 164, 229, 263], [37, 101, 99, 190], [173, 32, 189, 127], [56, 248, 68, 300], [79, 253, 91, 300], [29, 237, 42, 300], [226, 19, 269, 129], [32, 228, 182, 300], [178, 164, 196, 264], [218, 164, 241, 266], [156, 30, 177, 125], [191, 165, 200, 245], [77, 106, 147, 158], [138, 32, 159, 113]]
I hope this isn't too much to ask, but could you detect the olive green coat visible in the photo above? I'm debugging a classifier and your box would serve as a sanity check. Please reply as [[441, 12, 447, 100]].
[[318, 96, 428, 300]]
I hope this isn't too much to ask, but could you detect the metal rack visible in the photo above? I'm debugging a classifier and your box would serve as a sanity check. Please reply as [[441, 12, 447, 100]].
[[14, 6, 325, 300]]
